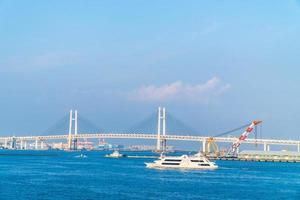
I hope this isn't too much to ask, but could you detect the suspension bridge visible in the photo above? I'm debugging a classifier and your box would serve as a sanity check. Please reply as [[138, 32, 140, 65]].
[[0, 107, 300, 153]]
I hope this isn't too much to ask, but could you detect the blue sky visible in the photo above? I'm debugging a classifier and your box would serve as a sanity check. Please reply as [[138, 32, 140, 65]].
[[0, 0, 300, 140]]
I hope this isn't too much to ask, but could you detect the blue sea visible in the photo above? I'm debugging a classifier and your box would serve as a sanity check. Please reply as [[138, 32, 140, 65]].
[[0, 150, 300, 200]]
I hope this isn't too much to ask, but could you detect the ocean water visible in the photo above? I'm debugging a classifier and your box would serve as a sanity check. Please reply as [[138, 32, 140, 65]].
[[0, 150, 300, 200]]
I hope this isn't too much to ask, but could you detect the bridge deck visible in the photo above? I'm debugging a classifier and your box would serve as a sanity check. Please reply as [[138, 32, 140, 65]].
[[0, 133, 300, 146]]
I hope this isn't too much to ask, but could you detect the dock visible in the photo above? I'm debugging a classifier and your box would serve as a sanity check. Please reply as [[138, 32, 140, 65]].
[[210, 157, 300, 163], [127, 155, 158, 159]]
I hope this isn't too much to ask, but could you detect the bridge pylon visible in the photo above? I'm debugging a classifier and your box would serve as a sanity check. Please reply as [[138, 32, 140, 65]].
[[156, 107, 166, 152], [68, 109, 78, 150]]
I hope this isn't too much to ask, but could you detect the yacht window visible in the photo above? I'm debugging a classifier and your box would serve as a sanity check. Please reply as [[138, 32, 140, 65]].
[[191, 160, 204, 162], [162, 162, 180, 165], [164, 159, 182, 162], [199, 164, 210, 166]]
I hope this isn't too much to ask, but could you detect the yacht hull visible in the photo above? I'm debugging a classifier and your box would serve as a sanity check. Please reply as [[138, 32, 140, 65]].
[[145, 153, 218, 170], [145, 162, 218, 170]]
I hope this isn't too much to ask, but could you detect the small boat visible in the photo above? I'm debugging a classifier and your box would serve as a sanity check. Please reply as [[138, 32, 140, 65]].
[[75, 153, 87, 158], [145, 153, 218, 170], [105, 150, 127, 158]]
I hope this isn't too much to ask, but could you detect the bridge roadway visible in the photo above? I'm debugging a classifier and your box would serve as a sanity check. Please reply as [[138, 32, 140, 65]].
[[1, 133, 300, 147]]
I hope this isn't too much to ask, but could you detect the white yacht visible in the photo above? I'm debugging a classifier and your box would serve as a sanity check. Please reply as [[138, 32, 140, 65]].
[[105, 150, 127, 158], [145, 153, 218, 170]]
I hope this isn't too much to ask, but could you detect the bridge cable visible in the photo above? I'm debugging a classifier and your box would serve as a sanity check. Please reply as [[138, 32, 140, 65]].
[[213, 123, 251, 137], [166, 112, 200, 135], [77, 114, 104, 133], [126, 112, 157, 134], [42, 114, 70, 135]]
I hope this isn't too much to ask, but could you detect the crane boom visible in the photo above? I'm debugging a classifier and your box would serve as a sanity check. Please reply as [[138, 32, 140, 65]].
[[227, 120, 262, 157]]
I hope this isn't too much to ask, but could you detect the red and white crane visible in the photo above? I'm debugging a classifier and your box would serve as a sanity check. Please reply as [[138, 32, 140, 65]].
[[227, 120, 262, 157]]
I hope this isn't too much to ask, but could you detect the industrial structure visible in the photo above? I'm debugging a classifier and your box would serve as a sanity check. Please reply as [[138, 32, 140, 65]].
[[226, 120, 262, 157]]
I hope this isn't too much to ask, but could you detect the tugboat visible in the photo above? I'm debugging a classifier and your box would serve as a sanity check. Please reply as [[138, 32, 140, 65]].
[[105, 150, 127, 158], [145, 152, 218, 170]]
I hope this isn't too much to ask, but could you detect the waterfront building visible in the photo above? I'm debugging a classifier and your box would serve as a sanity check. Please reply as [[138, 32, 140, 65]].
[[97, 139, 124, 150], [128, 145, 174, 151], [52, 142, 69, 150]]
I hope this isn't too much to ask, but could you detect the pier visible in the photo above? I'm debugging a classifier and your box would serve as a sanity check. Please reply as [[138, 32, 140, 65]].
[[213, 157, 300, 163]]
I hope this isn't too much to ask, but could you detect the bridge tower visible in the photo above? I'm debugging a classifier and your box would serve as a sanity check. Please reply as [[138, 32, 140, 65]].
[[156, 107, 166, 152], [68, 110, 78, 150]]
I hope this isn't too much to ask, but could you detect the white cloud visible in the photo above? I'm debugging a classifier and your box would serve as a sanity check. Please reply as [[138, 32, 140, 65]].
[[129, 77, 231, 103]]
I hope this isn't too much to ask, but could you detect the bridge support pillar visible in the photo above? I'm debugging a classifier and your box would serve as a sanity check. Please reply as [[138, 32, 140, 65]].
[[68, 110, 73, 150], [297, 144, 300, 152], [24, 141, 27, 150], [68, 109, 79, 150], [20, 140, 23, 150], [74, 110, 78, 150], [41, 141, 44, 149], [11, 137, 16, 149], [4, 138, 7, 149], [264, 143, 270, 151], [156, 107, 166, 152], [202, 140, 206, 153], [35, 139, 38, 150]]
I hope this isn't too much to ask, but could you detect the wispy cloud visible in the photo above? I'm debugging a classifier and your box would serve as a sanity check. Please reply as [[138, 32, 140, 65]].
[[0, 52, 82, 72], [129, 77, 231, 103]]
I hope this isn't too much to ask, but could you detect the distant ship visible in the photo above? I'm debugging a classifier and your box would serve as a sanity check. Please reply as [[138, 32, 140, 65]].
[[75, 153, 87, 158], [105, 150, 127, 158], [145, 153, 218, 170]]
